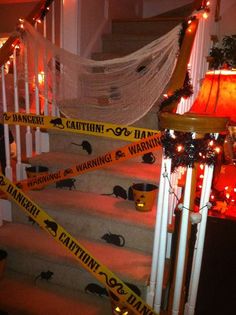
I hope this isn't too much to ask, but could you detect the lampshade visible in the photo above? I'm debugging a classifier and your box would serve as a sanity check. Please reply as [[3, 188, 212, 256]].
[[190, 70, 236, 124]]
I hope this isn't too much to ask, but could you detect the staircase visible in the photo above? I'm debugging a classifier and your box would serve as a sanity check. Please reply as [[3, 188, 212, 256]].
[[0, 7, 192, 315]]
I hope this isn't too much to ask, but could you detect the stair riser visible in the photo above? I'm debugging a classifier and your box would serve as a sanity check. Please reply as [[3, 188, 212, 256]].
[[49, 132, 136, 158], [103, 39, 156, 54], [12, 205, 155, 254], [112, 20, 180, 35], [5, 249, 147, 298], [48, 112, 159, 157], [25, 161, 160, 196]]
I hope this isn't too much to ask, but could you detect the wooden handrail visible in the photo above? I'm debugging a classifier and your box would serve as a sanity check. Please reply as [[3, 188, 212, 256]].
[[160, 18, 199, 113], [159, 0, 205, 113], [0, 0, 53, 67]]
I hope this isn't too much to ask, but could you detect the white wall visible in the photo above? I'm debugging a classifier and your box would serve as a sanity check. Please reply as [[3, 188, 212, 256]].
[[142, 0, 192, 18], [62, 0, 109, 57], [79, 0, 109, 57], [218, 0, 236, 37], [108, 0, 142, 19]]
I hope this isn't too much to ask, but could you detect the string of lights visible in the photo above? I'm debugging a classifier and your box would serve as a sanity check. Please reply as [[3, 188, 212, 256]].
[[163, 163, 212, 224], [161, 130, 225, 172]]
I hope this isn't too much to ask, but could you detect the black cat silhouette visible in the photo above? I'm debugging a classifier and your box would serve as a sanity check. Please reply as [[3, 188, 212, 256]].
[[102, 185, 127, 199], [128, 185, 134, 201], [34, 270, 54, 284], [71, 141, 92, 155], [50, 118, 64, 129], [44, 219, 58, 236], [56, 178, 76, 190], [142, 152, 156, 164], [101, 232, 125, 247], [85, 283, 108, 297]]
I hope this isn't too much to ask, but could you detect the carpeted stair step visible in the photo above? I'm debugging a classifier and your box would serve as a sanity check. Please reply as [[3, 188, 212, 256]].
[[11, 189, 157, 254], [0, 270, 112, 315], [111, 18, 182, 35], [26, 151, 161, 196], [0, 222, 151, 297]]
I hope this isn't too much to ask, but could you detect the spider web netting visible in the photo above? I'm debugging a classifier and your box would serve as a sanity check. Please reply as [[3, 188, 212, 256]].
[[15, 21, 180, 125]]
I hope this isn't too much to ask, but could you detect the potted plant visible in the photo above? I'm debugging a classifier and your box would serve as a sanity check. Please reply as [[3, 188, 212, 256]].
[[207, 35, 236, 69]]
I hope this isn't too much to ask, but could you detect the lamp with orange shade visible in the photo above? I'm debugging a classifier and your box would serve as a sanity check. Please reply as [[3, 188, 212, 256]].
[[190, 69, 236, 124]]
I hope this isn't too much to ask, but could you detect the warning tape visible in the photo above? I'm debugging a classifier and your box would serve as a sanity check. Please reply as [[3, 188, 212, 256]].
[[0, 173, 158, 315], [3, 112, 158, 142], [16, 133, 162, 191]]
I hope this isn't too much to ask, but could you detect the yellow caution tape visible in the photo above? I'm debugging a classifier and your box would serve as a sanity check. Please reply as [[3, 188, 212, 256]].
[[0, 173, 158, 315], [3, 112, 158, 142], [16, 133, 162, 191]]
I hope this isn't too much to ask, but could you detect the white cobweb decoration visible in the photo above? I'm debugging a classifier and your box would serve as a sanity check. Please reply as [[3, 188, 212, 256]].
[[18, 21, 181, 125]]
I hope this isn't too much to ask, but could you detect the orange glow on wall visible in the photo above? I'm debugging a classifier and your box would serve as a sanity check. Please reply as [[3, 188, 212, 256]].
[[190, 70, 236, 124]]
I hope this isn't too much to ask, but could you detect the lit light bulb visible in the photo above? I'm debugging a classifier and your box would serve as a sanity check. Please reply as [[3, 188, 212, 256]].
[[177, 145, 183, 152], [203, 12, 208, 19], [38, 71, 45, 85]]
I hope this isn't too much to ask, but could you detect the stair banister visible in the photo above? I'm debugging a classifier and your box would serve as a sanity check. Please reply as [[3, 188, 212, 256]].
[[0, 0, 54, 68], [160, 18, 199, 114]]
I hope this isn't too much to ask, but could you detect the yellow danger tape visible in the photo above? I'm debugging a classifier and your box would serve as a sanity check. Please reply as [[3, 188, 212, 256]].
[[16, 133, 162, 191], [3, 112, 158, 142], [0, 173, 158, 315]]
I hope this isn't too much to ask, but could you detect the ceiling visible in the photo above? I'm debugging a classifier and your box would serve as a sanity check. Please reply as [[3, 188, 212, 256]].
[[0, 0, 39, 3]]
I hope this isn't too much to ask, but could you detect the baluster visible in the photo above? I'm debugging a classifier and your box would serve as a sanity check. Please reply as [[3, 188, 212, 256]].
[[24, 43, 33, 158], [146, 155, 167, 307], [154, 158, 172, 313], [60, 0, 64, 49], [51, 1, 58, 116], [184, 157, 215, 315], [34, 23, 41, 154], [13, 48, 22, 180], [1, 65, 12, 180], [171, 166, 193, 315], [42, 13, 49, 116]]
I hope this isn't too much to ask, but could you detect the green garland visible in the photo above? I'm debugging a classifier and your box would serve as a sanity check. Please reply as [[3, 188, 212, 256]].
[[159, 71, 193, 111]]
